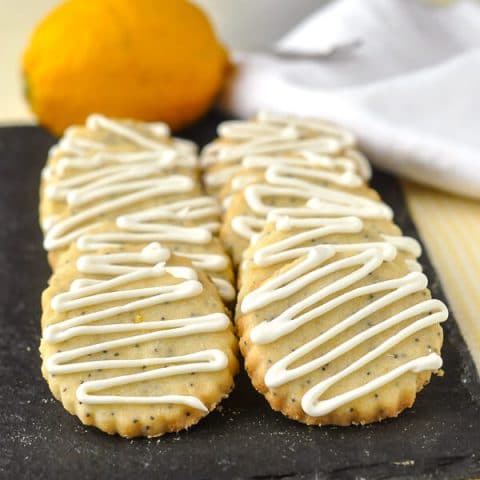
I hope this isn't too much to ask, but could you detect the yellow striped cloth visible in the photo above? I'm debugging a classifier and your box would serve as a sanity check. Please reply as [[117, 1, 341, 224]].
[[402, 181, 480, 372]]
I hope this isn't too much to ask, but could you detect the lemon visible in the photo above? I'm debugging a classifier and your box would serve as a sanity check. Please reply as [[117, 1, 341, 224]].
[[23, 0, 228, 135]]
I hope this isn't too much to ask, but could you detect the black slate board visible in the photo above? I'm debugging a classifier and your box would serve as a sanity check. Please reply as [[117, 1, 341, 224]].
[[1, 112, 480, 480]]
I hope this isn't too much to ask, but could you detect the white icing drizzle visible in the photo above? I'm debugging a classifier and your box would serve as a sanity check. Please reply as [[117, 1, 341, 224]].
[[43, 174, 195, 250], [250, 215, 421, 272], [225, 152, 364, 197], [203, 165, 243, 190], [86, 114, 171, 150], [209, 277, 236, 303], [257, 111, 356, 144], [231, 175, 261, 192], [44, 243, 230, 411], [77, 225, 212, 251], [172, 252, 228, 272], [241, 246, 447, 416], [216, 136, 344, 165], [301, 353, 442, 417], [244, 151, 362, 180], [72, 197, 234, 302], [267, 162, 362, 188], [116, 196, 221, 234], [202, 112, 371, 189], [231, 215, 268, 241], [231, 167, 392, 241], [42, 215, 59, 232], [212, 116, 354, 163], [45, 160, 195, 207], [49, 113, 196, 161], [75, 242, 172, 276], [45, 150, 196, 185], [77, 236, 234, 301]]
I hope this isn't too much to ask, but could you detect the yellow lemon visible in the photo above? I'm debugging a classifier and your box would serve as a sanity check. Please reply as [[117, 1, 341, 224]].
[[23, 0, 228, 135]]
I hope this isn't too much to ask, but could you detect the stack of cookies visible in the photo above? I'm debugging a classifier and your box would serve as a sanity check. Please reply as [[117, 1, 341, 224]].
[[39, 111, 447, 438], [39, 115, 238, 437], [202, 112, 448, 426]]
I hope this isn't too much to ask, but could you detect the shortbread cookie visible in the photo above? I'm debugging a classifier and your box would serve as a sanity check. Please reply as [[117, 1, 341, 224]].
[[220, 163, 391, 265], [43, 173, 203, 267], [201, 111, 371, 196], [56, 217, 236, 303], [238, 214, 421, 295], [40, 114, 235, 299], [51, 113, 196, 158], [236, 242, 447, 426], [40, 145, 199, 232], [217, 145, 368, 208], [40, 157, 199, 235], [40, 242, 239, 437], [40, 114, 198, 233]]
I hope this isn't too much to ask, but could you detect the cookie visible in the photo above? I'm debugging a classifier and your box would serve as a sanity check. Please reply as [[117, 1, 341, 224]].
[[40, 115, 197, 233], [59, 214, 236, 303], [220, 162, 391, 265], [51, 113, 196, 158], [43, 173, 203, 267], [42, 157, 235, 301], [40, 154, 199, 234], [40, 241, 239, 437], [238, 214, 422, 300], [201, 111, 371, 196], [236, 241, 447, 425]]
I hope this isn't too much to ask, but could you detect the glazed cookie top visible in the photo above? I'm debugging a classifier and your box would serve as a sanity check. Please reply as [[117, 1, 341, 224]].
[[219, 148, 365, 196], [40, 159, 200, 234], [40, 114, 199, 233], [238, 214, 422, 300], [56, 219, 236, 303], [43, 173, 203, 257], [211, 114, 391, 265], [220, 159, 391, 265], [201, 111, 371, 195], [50, 113, 197, 159], [41, 242, 238, 437]]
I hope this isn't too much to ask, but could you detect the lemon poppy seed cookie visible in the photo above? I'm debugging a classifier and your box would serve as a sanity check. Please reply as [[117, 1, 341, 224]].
[[221, 164, 390, 266], [238, 214, 421, 298], [40, 241, 238, 438], [237, 241, 447, 426], [201, 111, 371, 197], [206, 115, 384, 266], [51, 113, 196, 159], [56, 218, 236, 304], [40, 114, 198, 236], [44, 173, 203, 267]]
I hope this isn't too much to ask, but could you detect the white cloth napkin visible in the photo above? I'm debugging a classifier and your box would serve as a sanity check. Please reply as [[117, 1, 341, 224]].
[[221, 0, 480, 198]]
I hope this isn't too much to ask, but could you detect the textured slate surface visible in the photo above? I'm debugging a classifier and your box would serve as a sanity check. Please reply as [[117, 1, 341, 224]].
[[1, 112, 479, 480]]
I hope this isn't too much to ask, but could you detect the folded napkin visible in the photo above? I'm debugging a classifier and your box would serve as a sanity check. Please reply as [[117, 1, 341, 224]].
[[221, 0, 480, 198]]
